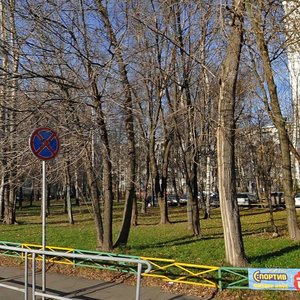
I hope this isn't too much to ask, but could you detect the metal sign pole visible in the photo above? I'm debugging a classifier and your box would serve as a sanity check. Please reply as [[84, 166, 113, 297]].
[[29, 127, 60, 300], [42, 160, 46, 298]]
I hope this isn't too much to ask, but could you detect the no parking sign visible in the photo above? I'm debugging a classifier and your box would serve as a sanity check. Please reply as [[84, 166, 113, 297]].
[[29, 126, 60, 294], [29, 127, 60, 160]]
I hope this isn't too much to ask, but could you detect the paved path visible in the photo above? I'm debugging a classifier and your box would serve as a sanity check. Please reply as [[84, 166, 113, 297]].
[[0, 266, 203, 300]]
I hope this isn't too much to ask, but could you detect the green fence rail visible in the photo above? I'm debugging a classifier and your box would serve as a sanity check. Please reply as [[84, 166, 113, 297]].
[[0, 241, 251, 290], [0, 241, 23, 258], [0, 241, 144, 275], [218, 267, 249, 290]]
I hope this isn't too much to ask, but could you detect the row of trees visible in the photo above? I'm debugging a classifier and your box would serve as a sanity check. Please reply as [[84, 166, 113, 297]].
[[0, 0, 299, 266]]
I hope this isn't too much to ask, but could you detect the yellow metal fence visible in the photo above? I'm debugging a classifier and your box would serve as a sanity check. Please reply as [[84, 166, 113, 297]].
[[0, 241, 221, 288], [21, 243, 74, 265], [141, 256, 219, 287]]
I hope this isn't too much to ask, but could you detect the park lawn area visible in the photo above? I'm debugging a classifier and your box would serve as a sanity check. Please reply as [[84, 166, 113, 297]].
[[0, 200, 300, 269]]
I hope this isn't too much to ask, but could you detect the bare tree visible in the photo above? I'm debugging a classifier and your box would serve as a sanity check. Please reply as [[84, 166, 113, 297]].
[[1, 0, 20, 224], [95, 1, 137, 247], [170, 2, 200, 235], [131, 0, 176, 224], [247, 0, 300, 240], [217, 0, 248, 266]]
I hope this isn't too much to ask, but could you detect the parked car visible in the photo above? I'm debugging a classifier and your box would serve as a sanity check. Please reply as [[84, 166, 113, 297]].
[[236, 193, 258, 206], [178, 194, 188, 205], [295, 193, 300, 207], [167, 194, 178, 206]]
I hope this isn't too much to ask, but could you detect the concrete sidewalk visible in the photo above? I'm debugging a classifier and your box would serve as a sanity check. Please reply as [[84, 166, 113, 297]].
[[0, 266, 203, 300]]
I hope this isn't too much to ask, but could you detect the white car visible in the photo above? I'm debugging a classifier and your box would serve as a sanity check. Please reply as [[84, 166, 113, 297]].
[[236, 193, 251, 206], [295, 193, 300, 207], [236, 193, 258, 206]]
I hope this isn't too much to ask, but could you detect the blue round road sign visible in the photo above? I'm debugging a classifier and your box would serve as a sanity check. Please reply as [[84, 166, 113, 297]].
[[30, 127, 60, 161]]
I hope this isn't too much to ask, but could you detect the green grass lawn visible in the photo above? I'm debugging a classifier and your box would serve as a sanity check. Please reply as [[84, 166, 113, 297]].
[[1, 201, 300, 269]]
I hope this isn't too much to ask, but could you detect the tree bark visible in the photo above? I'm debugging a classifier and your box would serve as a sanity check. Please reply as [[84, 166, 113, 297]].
[[217, 0, 247, 267], [1, 0, 19, 225], [0, 173, 4, 219], [90, 80, 113, 251], [3, 187, 16, 225], [159, 139, 172, 224], [65, 160, 74, 225], [84, 147, 104, 249]]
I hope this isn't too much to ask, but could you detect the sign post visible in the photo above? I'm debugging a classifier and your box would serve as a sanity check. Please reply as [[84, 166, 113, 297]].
[[29, 127, 60, 298], [41, 159, 46, 296]]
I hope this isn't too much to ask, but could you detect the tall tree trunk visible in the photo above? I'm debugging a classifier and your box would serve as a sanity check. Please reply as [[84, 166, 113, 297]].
[[65, 160, 74, 225], [96, 1, 136, 247], [217, 0, 247, 267], [160, 139, 172, 224], [149, 113, 169, 224], [68, 0, 116, 249], [131, 198, 137, 227], [174, 3, 200, 236], [265, 186, 278, 234], [2, 0, 18, 225], [3, 187, 16, 224], [141, 153, 150, 214], [84, 147, 104, 249], [29, 183, 34, 207], [18, 187, 23, 211], [283, 1, 300, 188], [46, 185, 51, 216], [204, 156, 212, 219], [201, 4, 214, 220], [74, 168, 80, 206], [247, 1, 300, 240], [186, 160, 200, 236], [100, 120, 114, 250], [0, 174, 4, 219], [0, 0, 9, 224], [90, 81, 113, 251]]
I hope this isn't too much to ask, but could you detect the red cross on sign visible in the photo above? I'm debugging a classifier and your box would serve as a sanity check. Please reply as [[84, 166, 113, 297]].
[[29, 127, 60, 161]]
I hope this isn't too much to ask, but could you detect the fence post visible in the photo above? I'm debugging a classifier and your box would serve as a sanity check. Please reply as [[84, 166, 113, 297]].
[[24, 252, 28, 300], [135, 263, 142, 300], [218, 268, 222, 291], [32, 253, 36, 300], [0, 245, 152, 300]]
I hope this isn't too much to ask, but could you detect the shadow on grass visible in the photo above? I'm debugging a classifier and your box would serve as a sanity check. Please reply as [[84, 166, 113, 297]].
[[133, 236, 197, 251], [249, 244, 300, 264], [24, 217, 95, 226], [46, 218, 95, 225], [241, 218, 286, 229], [133, 232, 226, 251], [240, 208, 284, 217], [138, 217, 290, 251], [137, 220, 186, 226]]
